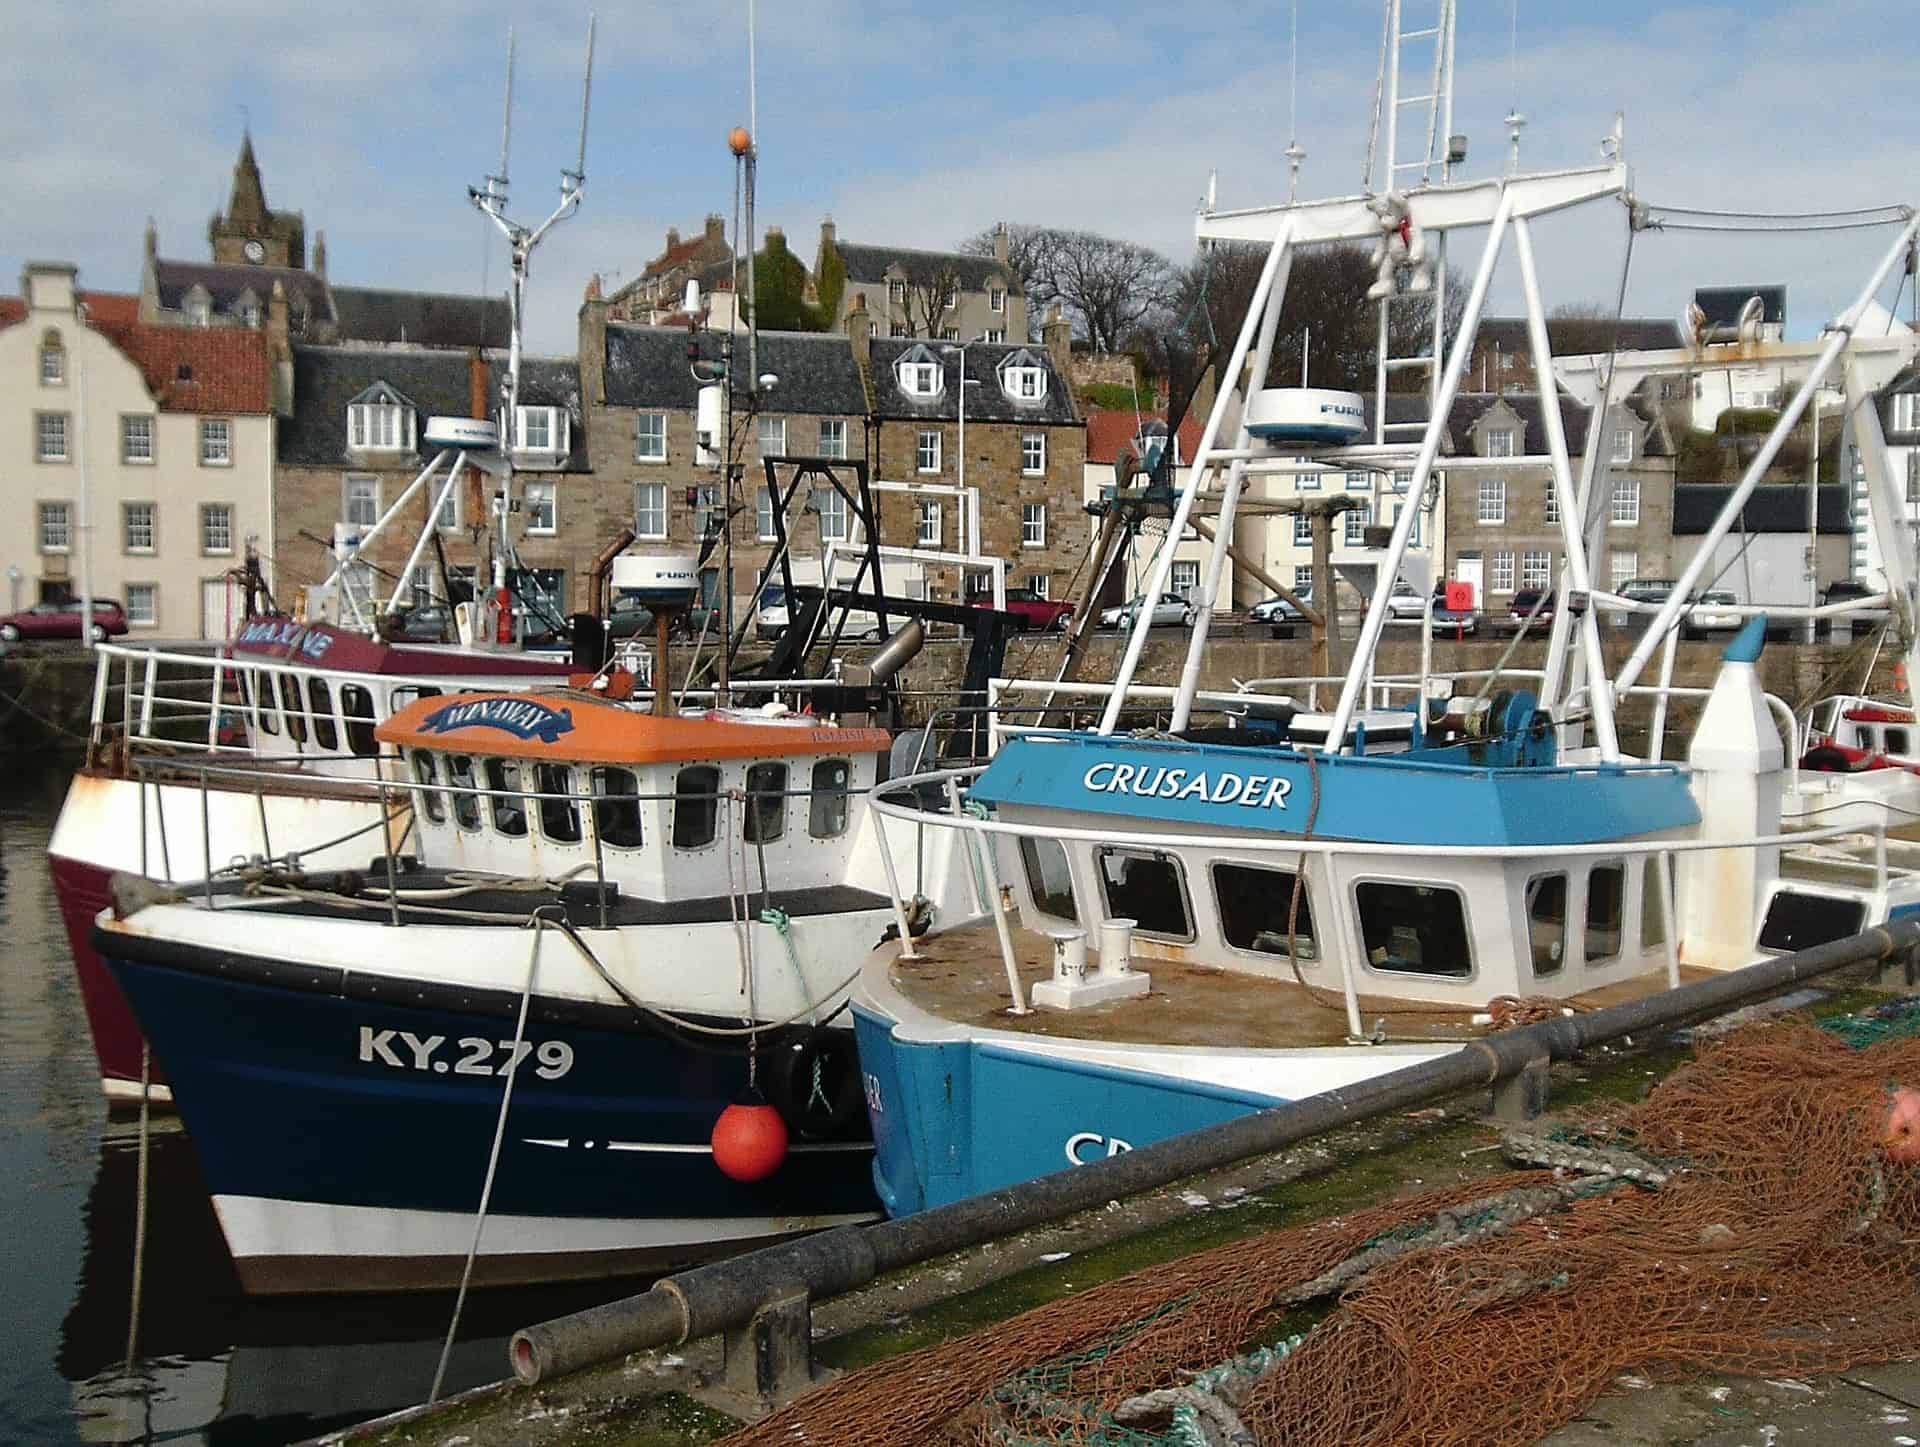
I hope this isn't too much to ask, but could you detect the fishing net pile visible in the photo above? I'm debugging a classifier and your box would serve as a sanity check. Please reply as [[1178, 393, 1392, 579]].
[[722, 1001, 1920, 1446]]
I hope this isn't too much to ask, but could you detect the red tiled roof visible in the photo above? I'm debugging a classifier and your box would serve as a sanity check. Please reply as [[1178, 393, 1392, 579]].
[[94, 319, 270, 413], [1084, 406, 1203, 468], [0, 290, 139, 330], [642, 234, 709, 279]]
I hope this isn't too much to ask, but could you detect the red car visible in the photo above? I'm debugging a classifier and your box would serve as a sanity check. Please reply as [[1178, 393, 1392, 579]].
[[975, 587, 1075, 631], [0, 598, 130, 643]]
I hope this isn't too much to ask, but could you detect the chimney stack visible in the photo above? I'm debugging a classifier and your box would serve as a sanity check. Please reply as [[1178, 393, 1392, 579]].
[[993, 221, 1009, 263], [313, 230, 327, 280], [665, 226, 681, 252], [847, 291, 872, 371], [1042, 302, 1073, 377], [266, 280, 294, 415], [469, 348, 490, 421]]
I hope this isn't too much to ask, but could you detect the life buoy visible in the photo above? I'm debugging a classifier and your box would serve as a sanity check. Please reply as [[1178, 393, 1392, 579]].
[[762, 1027, 865, 1141]]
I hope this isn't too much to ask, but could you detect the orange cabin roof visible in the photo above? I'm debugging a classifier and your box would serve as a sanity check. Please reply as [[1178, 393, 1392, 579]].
[[376, 691, 891, 766]]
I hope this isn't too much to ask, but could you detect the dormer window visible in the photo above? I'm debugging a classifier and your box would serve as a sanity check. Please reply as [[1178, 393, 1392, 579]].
[[998, 349, 1049, 403], [185, 289, 212, 327], [347, 383, 417, 453], [895, 344, 944, 398], [513, 405, 570, 462], [39, 331, 64, 386]]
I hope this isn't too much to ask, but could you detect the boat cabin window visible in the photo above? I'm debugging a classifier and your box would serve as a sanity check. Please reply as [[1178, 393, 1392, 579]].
[[537, 763, 581, 843], [743, 762, 788, 844], [1855, 725, 1875, 749], [1096, 847, 1194, 941], [1642, 857, 1670, 949], [1585, 863, 1625, 965], [341, 684, 377, 757], [1758, 890, 1866, 953], [809, 759, 851, 839], [1020, 836, 1077, 924], [444, 754, 481, 831], [1212, 862, 1316, 959], [591, 766, 645, 850], [307, 677, 339, 751], [1525, 873, 1566, 977], [277, 673, 307, 744], [487, 758, 527, 837], [1356, 881, 1472, 977], [1888, 727, 1912, 754], [410, 750, 444, 823], [674, 766, 722, 849], [248, 671, 278, 735]]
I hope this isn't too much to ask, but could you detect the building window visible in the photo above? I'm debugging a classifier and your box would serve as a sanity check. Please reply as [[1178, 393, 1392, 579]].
[[1393, 502, 1421, 547], [694, 484, 721, 539], [898, 353, 943, 396], [39, 338, 64, 385], [1393, 469, 1413, 492], [126, 583, 158, 627], [121, 415, 154, 464], [122, 502, 155, 553], [756, 486, 777, 542], [984, 328, 1006, 344], [1612, 427, 1634, 463], [1294, 564, 1314, 590], [201, 503, 233, 555], [1171, 560, 1200, 598], [185, 296, 211, 327], [1521, 550, 1551, 589], [1296, 462, 1321, 490], [1894, 394, 1920, 433], [38, 501, 71, 553], [1002, 365, 1046, 400], [636, 412, 667, 461], [200, 417, 231, 465], [1344, 505, 1371, 545], [1345, 469, 1369, 492], [1491, 550, 1516, 593], [36, 412, 69, 462], [432, 481, 460, 531], [524, 480, 557, 535], [514, 406, 567, 456], [1022, 503, 1046, 547], [817, 489, 849, 542], [1477, 477, 1506, 524], [1292, 514, 1312, 546], [916, 428, 942, 473], [1021, 432, 1046, 475], [940, 326, 960, 341], [989, 287, 1005, 314], [889, 322, 907, 337], [917, 499, 942, 546], [942, 288, 958, 311], [1544, 483, 1560, 525], [1610, 476, 1640, 525], [1609, 549, 1637, 591], [348, 402, 413, 452], [1027, 573, 1051, 599], [635, 482, 666, 539], [344, 476, 380, 527], [758, 416, 786, 457], [817, 418, 847, 459], [1485, 427, 1515, 458], [887, 279, 906, 306]]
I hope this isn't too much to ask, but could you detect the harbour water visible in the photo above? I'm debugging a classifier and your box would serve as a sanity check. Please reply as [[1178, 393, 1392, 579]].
[[0, 767, 638, 1445]]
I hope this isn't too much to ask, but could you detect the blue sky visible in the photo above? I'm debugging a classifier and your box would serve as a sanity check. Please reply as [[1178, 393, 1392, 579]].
[[4, 1, 1915, 354]]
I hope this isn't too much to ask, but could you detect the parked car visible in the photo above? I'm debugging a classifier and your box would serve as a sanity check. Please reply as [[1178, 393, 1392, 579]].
[[1430, 600, 1481, 636], [756, 583, 881, 642], [1609, 576, 1676, 628], [1100, 593, 1191, 629], [1814, 578, 1890, 641], [1376, 578, 1428, 621], [1684, 590, 1744, 638], [1501, 589, 1583, 631], [975, 587, 1074, 631], [608, 596, 655, 639], [0, 598, 128, 643], [1249, 588, 1312, 623]]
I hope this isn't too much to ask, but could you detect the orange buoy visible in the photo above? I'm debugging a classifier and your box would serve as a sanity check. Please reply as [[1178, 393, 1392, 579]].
[[728, 126, 753, 157], [711, 1095, 789, 1182], [1883, 1087, 1920, 1165]]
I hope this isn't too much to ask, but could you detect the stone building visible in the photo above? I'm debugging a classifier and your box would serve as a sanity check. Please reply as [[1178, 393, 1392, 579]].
[[0, 263, 274, 636], [606, 216, 734, 325], [817, 221, 1026, 344], [273, 344, 590, 619]]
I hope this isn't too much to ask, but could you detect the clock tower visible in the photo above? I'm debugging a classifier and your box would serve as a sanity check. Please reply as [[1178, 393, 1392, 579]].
[[208, 132, 306, 269]]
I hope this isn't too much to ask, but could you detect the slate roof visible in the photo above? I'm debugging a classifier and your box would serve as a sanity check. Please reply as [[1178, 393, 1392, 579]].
[[1337, 390, 1669, 459], [1476, 316, 1684, 354], [868, 338, 1078, 425], [331, 285, 510, 349], [1672, 483, 1851, 534], [833, 242, 1021, 295], [154, 258, 334, 325], [1694, 285, 1787, 328], [602, 323, 867, 416]]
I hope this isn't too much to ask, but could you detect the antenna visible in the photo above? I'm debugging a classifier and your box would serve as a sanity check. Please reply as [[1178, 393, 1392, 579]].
[[573, 14, 596, 184], [495, 30, 516, 203]]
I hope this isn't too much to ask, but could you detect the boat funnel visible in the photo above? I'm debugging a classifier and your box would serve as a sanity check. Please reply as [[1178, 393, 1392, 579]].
[[866, 617, 925, 685]]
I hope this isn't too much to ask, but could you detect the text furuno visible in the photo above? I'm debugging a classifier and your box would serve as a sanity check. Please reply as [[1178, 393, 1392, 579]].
[[1082, 761, 1293, 810]]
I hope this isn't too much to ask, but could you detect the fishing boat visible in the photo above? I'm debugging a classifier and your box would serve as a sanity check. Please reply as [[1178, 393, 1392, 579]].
[[92, 676, 970, 1292], [846, 5, 1920, 1213]]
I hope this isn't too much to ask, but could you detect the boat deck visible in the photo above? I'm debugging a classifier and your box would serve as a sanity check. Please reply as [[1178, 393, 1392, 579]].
[[889, 920, 1710, 1050]]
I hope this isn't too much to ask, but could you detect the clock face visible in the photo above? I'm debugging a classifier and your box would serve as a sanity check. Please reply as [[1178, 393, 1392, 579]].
[[243, 240, 265, 263]]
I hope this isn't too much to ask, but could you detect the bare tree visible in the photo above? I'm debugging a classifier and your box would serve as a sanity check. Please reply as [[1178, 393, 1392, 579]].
[[897, 257, 963, 339], [961, 224, 1176, 351]]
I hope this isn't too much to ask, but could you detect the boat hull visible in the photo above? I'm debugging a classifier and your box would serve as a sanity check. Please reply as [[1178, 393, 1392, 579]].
[[101, 936, 879, 1294]]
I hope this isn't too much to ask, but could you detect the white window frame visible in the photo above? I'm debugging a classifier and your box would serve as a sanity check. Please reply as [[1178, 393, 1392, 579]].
[[1609, 549, 1637, 591], [39, 341, 64, 386], [1344, 505, 1371, 546], [635, 412, 668, 462], [38, 501, 71, 554], [1292, 514, 1312, 545], [1392, 469, 1413, 491], [1293, 564, 1314, 590], [758, 416, 787, 457], [989, 287, 1005, 314], [635, 482, 667, 540], [1027, 573, 1051, 599], [817, 418, 847, 459], [1296, 462, 1321, 491], [514, 406, 567, 456], [125, 583, 158, 627], [1521, 550, 1552, 590], [1003, 365, 1046, 401], [348, 402, 413, 452], [916, 428, 942, 474], [523, 479, 557, 535], [1477, 476, 1506, 525], [122, 501, 156, 554], [344, 476, 380, 528], [898, 360, 943, 397], [1345, 470, 1369, 492], [1610, 476, 1640, 526], [122, 414, 155, 464], [1611, 427, 1634, 464], [756, 485, 777, 542], [1485, 427, 1516, 458], [917, 499, 942, 546], [1895, 394, 1920, 432], [1544, 482, 1560, 525], [1490, 550, 1516, 593], [1021, 431, 1046, 476], [1393, 501, 1421, 546], [887, 279, 905, 306], [694, 484, 721, 539], [36, 412, 69, 463], [201, 502, 234, 556], [200, 417, 232, 466], [817, 489, 849, 543], [983, 328, 1006, 344], [1170, 560, 1200, 597], [1021, 503, 1047, 548]]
